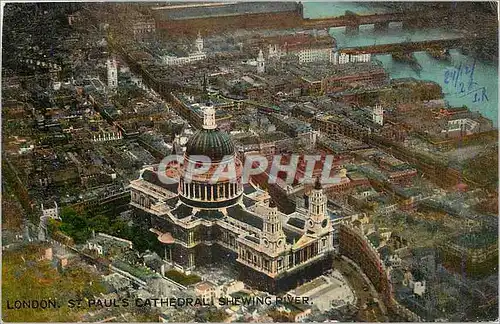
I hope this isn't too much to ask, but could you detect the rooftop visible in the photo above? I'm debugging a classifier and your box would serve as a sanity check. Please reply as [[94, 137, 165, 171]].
[[287, 217, 305, 230], [284, 228, 302, 244], [287, 61, 387, 82], [256, 33, 334, 50], [227, 205, 263, 230], [141, 169, 179, 193], [171, 202, 193, 219]]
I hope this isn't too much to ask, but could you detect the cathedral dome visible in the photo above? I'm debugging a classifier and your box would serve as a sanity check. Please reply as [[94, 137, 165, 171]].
[[184, 100, 235, 162], [185, 128, 235, 162], [179, 100, 243, 210]]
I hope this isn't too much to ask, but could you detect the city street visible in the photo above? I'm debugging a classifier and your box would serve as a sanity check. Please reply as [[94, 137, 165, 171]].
[[332, 256, 389, 322]]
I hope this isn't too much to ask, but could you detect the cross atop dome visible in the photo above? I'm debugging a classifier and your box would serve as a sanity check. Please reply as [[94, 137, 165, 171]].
[[314, 176, 322, 190]]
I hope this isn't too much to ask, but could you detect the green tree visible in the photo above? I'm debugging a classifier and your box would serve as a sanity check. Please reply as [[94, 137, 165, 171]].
[[59, 207, 91, 244], [2, 244, 105, 322], [88, 214, 110, 232]]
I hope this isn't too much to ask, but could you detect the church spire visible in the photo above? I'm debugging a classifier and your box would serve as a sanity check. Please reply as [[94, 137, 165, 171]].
[[257, 49, 264, 61], [256, 48, 265, 74], [195, 30, 204, 53], [258, 200, 286, 255], [306, 175, 330, 236]]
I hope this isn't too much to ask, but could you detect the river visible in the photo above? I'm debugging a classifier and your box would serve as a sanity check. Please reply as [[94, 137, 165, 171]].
[[303, 2, 498, 126]]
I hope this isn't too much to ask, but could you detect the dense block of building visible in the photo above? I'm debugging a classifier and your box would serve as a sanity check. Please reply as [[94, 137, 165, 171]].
[[287, 61, 389, 95], [254, 33, 335, 64]]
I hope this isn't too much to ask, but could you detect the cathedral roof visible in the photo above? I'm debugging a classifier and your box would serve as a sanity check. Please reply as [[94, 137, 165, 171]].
[[242, 196, 258, 208], [293, 235, 314, 249], [284, 228, 302, 245], [244, 235, 260, 244], [287, 217, 305, 230], [227, 205, 263, 230], [142, 169, 178, 193], [243, 183, 257, 195], [171, 202, 193, 219], [165, 196, 179, 208], [194, 209, 224, 220], [185, 128, 235, 162]]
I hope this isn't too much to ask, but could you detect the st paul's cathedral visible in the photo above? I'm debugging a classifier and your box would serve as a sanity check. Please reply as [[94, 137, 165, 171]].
[[129, 100, 335, 293]]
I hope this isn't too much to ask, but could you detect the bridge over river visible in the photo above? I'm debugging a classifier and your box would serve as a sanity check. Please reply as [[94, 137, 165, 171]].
[[301, 8, 452, 33], [339, 37, 470, 56]]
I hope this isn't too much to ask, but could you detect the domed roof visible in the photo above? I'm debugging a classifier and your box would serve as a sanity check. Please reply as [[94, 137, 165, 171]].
[[185, 128, 235, 162]]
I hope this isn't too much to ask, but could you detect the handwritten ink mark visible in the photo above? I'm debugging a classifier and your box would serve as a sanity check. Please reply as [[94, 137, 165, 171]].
[[444, 59, 487, 104], [458, 87, 489, 103]]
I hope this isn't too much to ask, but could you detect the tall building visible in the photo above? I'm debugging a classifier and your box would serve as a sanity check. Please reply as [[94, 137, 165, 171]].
[[106, 58, 118, 89], [373, 104, 384, 126], [129, 98, 335, 293], [162, 33, 207, 66], [195, 31, 204, 53], [268, 43, 280, 60], [331, 50, 371, 65], [257, 49, 265, 74], [262, 33, 335, 64], [132, 19, 156, 42]]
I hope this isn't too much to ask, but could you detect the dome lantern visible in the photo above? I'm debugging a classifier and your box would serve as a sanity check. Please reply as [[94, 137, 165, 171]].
[[202, 102, 216, 130]]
